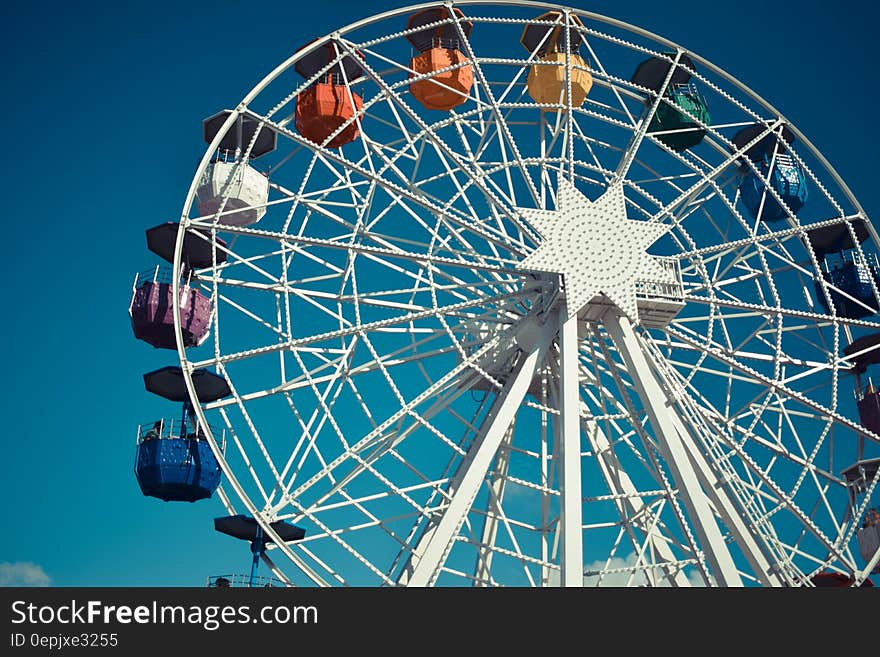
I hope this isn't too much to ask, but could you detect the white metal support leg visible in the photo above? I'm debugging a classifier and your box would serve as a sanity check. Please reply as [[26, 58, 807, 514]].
[[583, 417, 692, 586], [603, 311, 743, 587], [673, 417, 784, 587], [641, 339, 784, 586], [404, 314, 556, 586], [559, 312, 583, 587], [473, 426, 514, 586]]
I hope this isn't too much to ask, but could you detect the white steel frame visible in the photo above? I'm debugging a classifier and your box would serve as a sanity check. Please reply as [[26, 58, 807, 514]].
[[164, 1, 880, 587]]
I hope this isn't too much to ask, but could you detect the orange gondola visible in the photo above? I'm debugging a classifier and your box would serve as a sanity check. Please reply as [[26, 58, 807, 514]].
[[520, 11, 592, 109], [406, 6, 473, 111], [294, 40, 364, 148]]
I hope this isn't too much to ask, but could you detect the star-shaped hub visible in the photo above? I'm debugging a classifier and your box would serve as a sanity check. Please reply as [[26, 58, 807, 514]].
[[518, 178, 669, 322]]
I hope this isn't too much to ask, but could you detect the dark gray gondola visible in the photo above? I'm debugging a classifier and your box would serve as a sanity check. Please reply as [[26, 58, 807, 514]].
[[143, 366, 232, 403], [202, 110, 277, 158], [145, 222, 228, 269], [214, 515, 306, 587]]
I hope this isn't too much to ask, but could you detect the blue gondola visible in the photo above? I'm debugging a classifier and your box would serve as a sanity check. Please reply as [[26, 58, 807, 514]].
[[134, 416, 223, 503], [136, 368, 231, 502], [807, 221, 880, 319], [814, 251, 880, 319], [732, 123, 807, 222], [739, 152, 808, 222]]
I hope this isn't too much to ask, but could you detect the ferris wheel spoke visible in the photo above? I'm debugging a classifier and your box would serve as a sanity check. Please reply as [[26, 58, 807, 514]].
[[269, 347, 361, 503], [278, 320, 519, 509], [657, 356, 842, 486], [658, 323, 841, 389], [679, 212, 867, 262], [667, 397, 805, 583], [285, 495, 400, 585], [698, 417, 851, 571], [380, 110, 536, 246], [568, 120, 612, 188], [679, 293, 880, 331], [243, 111, 534, 253], [340, 122, 520, 259], [194, 217, 525, 275], [593, 354, 710, 583], [573, 25, 637, 127], [194, 285, 534, 373], [651, 340, 861, 568], [449, 16, 541, 207], [334, 42, 541, 241], [277, 382, 471, 524], [664, 324, 856, 428]]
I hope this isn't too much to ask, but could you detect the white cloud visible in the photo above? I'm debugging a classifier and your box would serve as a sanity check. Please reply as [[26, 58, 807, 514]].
[[583, 554, 651, 586], [0, 562, 51, 587], [686, 569, 712, 587]]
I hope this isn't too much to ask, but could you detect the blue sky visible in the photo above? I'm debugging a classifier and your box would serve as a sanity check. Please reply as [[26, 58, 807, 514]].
[[1, 0, 877, 586]]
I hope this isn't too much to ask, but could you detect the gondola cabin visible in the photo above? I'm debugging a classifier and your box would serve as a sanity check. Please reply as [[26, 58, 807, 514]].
[[196, 111, 275, 227], [733, 123, 807, 222], [135, 418, 223, 503], [520, 11, 592, 109], [137, 367, 232, 502], [129, 266, 212, 349], [294, 40, 364, 148], [814, 251, 880, 318], [130, 223, 224, 350], [857, 381, 880, 435], [843, 331, 880, 433], [809, 571, 873, 587], [842, 458, 880, 574], [406, 6, 473, 111], [196, 160, 269, 227], [631, 53, 708, 151], [806, 220, 879, 319], [214, 515, 306, 587], [739, 152, 808, 222]]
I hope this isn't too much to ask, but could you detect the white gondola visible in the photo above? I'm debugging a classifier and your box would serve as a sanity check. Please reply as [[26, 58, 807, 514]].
[[196, 160, 268, 227]]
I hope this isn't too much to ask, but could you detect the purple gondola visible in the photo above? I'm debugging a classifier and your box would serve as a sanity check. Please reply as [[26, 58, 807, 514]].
[[129, 266, 212, 349]]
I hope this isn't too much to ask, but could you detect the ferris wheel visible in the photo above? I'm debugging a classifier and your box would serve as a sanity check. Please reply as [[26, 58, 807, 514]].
[[128, 0, 880, 587]]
